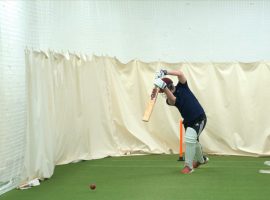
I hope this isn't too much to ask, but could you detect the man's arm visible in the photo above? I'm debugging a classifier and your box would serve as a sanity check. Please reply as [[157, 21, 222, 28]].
[[163, 87, 176, 105], [166, 70, 186, 84]]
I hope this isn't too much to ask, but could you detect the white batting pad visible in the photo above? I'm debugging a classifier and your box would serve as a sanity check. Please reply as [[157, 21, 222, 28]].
[[184, 128, 198, 168], [194, 142, 205, 163]]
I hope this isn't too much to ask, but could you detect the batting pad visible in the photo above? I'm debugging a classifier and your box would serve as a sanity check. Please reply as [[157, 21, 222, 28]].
[[184, 128, 197, 168], [194, 142, 205, 163], [185, 128, 197, 144]]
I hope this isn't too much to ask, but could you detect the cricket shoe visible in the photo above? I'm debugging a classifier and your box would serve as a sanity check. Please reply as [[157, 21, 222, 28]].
[[193, 156, 209, 169], [181, 166, 194, 174]]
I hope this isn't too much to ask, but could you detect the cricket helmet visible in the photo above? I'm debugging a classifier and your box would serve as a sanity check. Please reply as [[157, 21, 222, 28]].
[[162, 77, 174, 91]]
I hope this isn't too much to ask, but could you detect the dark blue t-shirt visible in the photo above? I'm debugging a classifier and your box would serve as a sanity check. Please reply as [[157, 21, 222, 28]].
[[171, 81, 205, 124]]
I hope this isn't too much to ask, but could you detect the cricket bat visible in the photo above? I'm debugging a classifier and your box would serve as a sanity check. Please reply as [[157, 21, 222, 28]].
[[142, 86, 160, 122]]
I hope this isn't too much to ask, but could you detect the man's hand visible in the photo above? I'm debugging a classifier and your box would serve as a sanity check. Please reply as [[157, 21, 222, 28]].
[[155, 69, 167, 79], [154, 78, 167, 89]]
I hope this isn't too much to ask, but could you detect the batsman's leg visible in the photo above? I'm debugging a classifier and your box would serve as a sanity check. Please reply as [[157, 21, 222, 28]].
[[182, 127, 197, 173], [193, 119, 207, 165], [194, 142, 205, 164]]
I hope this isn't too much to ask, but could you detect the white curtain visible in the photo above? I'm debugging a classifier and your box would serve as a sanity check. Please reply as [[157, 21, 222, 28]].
[[24, 50, 270, 181]]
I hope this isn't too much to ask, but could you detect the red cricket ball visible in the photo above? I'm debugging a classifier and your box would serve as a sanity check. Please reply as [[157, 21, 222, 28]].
[[90, 183, 96, 190]]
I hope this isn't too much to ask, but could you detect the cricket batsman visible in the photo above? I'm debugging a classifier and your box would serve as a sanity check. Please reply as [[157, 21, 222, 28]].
[[154, 69, 208, 174]]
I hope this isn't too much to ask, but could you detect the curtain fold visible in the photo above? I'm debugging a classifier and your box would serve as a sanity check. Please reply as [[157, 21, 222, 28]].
[[24, 50, 270, 181]]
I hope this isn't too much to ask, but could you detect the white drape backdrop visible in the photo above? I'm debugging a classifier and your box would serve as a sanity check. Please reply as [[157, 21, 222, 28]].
[[24, 50, 270, 181]]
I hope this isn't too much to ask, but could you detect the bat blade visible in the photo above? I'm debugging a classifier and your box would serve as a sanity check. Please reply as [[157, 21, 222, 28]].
[[142, 87, 160, 122]]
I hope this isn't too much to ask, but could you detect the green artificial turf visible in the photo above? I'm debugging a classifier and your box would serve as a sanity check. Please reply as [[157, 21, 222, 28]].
[[1, 155, 270, 200]]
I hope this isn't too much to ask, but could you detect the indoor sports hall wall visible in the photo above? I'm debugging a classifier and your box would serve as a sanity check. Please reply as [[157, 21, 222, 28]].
[[31, 0, 270, 63], [0, 1, 40, 194], [24, 50, 270, 181]]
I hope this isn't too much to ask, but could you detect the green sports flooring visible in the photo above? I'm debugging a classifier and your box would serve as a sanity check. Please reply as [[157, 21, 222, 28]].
[[1, 155, 270, 200]]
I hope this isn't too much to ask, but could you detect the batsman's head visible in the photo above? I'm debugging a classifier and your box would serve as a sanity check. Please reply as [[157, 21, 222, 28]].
[[161, 77, 174, 92]]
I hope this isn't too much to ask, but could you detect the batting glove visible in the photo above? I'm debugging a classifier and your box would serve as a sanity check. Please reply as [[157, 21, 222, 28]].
[[155, 69, 167, 79], [154, 78, 167, 89]]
